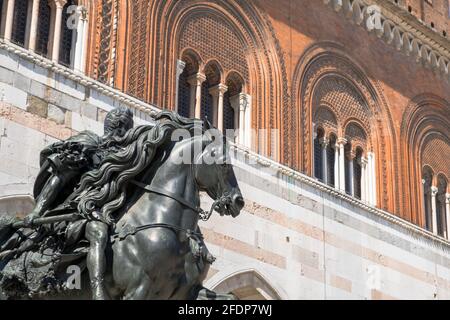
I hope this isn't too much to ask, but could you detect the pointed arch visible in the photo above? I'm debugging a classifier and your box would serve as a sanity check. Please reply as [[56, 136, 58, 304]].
[[401, 93, 450, 227], [292, 41, 398, 213], [148, 0, 288, 160], [205, 268, 286, 300]]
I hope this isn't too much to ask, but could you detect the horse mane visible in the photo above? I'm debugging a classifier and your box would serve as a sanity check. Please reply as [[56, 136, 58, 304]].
[[72, 111, 202, 224]]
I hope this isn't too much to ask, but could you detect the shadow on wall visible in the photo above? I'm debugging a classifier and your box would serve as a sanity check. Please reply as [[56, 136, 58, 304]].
[[0, 195, 35, 218]]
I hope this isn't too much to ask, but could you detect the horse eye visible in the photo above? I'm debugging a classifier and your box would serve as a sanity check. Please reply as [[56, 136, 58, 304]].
[[211, 150, 216, 157]]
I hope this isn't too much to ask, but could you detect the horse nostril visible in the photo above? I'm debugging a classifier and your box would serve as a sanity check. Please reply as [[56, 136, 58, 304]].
[[233, 195, 245, 210]]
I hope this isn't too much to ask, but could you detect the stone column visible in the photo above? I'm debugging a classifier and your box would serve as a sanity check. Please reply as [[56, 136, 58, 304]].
[[187, 73, 206, 119], [209, 84, 228, 131], [238, 94, 247, 145], [50, 0, 67, 63], [244, 94, 252, 148], [80, 7, 88, 73], [24, 0, 33, 48], [369, 152, 377, 206], [431, 186, 438, 235], [334, 143, 339, 189], [230, 93, 251, 146], [446, 194, 450, 239], [361, 157, 368, 202], [174, 59, 186, 112], [1, 0, 15, 41], [73, 6, 88, 71], [337, 138, 347, 192], [229, 94, 240, 143], [27, 0, 40, 51], [320, 137, 328, 184]]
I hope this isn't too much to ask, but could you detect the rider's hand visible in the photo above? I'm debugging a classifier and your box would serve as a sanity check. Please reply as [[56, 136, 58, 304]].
[[23, 213, 40, 228]]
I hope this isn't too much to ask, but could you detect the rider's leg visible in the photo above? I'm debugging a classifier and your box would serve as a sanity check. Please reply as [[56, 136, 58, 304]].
[[28, 170, 76, 220], [30, 175, 64, 216], [86, 220, 110, 300]]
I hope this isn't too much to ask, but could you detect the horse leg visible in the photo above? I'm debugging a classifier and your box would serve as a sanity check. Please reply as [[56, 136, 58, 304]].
[[85, 221, 110, 300]]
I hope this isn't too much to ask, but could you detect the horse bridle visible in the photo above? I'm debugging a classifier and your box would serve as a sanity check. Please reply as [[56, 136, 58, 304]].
[[130, 179, 231, 222], [113, 134, 233, 242]]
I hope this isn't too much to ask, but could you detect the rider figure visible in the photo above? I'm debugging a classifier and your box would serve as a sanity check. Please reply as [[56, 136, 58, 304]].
[[23, 107, 134, 300]]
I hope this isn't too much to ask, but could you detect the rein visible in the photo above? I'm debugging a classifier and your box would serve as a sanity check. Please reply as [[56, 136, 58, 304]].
[[130, 179, 232, 222], [111, 179, 230, 243]]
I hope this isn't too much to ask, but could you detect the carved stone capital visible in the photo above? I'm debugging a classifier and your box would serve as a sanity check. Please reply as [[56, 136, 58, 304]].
[[208, 83, 228, 97], [337, 137, 347, 146], [361, 157, 368, 166], [187, 73, 206, 87], [319, 137, 328, 149], [431, 186, 439, 197], [176, 60, 186, 76], [50, 0, 67, 9]]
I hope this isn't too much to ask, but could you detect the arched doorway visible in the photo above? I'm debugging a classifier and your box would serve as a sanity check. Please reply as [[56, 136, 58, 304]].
[[207, 269, 283, 300]]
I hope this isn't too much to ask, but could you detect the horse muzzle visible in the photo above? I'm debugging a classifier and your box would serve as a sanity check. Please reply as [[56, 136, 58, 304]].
[[226, 189, 244, 218]]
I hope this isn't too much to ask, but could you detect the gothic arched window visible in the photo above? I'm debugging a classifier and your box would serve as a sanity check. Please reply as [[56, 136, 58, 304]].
[[11, 0, 29, 46]]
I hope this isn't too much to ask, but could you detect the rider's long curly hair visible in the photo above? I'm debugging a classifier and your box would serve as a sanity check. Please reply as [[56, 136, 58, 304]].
[[72, 111, 202, 225]]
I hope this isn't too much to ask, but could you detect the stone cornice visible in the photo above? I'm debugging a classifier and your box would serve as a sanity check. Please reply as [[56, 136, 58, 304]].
[[323, 0, 450, 82], [0, 39, 160, 116], [377, 0, 450, 51], [229, 142, 450, 248]]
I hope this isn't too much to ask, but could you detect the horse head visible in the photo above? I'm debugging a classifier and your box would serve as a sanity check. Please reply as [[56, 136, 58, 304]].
[[192, 120, 244, 218]]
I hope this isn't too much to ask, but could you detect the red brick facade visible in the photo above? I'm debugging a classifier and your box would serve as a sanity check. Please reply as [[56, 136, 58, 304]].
[[82, 1, 450, 230]]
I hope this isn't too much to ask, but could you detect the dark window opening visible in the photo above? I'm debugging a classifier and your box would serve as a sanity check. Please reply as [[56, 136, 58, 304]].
[[353, 151, 363, 200], [11, 0, 29, 47], [59, 0, 75, 66], [200, 81, 213, 122], [36, 0, 51, 56], [177, 69, 191, 118], [313, 128, 324, 182], [223, 91, 235, 131], [344, 144, 352, 195], [326, 138, 336, 188]]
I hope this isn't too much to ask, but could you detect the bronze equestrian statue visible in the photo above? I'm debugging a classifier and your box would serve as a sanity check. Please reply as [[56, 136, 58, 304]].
[[0, 108, 244, 300]]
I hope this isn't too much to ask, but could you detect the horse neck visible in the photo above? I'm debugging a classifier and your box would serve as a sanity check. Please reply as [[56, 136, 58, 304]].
[[146, 136, 201, 205]]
